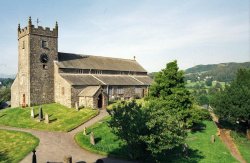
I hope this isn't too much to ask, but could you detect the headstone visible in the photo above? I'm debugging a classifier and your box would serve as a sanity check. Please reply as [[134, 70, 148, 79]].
[[83, 127, 87, 135], [182, 143, 189, 157], [75, 102, 79, 111], [31, 107, 35, 118], [63, 155, 72, 163], [211, 135, 215, 143], [217, 129, 221, 136], [45, 113, 49, 124], [90, 132, 95, 145], [38, 106, 43, 121]]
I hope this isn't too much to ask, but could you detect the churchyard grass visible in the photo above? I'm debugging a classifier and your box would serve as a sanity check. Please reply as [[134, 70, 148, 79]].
[[231, 131, 250, 162], [75, 118, 238, 162], [0, 103, 98, 132], [75, 116, 129, 157], [0, 129, 39, 163]]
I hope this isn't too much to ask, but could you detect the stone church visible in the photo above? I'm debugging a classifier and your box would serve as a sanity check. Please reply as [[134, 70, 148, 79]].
[[11, 17, 152, 109]]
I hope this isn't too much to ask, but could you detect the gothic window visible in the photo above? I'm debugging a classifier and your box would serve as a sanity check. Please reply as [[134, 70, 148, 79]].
[[42, 40, 48, 48]]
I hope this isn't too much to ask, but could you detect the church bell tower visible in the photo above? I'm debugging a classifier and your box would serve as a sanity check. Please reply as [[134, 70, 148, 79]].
[[12, 17, 58, 107]]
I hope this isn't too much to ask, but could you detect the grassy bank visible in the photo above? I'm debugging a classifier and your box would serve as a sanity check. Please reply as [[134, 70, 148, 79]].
[[0, 129, 39, 163], [0, 103, 98, 132]]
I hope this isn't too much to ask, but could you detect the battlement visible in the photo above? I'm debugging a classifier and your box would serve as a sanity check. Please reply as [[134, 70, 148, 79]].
[[18, 17, 58, 39]]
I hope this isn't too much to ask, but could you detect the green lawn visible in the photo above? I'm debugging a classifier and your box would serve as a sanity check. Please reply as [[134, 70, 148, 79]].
[[0, 129, 39, 163], [75, 118, 238, 163], [231, 131, 250, 163], [0, 103, 98, 132]]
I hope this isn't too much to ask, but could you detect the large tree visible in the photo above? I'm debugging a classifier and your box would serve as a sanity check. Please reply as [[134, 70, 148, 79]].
[[149, 60, 194, 128], [109, 61, 197, 161], [212, 69, 250, 133], [108, 100, 148, 159]]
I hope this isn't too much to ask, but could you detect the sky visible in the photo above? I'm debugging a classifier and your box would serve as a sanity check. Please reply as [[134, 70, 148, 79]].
[[0, 0, 249, 75]]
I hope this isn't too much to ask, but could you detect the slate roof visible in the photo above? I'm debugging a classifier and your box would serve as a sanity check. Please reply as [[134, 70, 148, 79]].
[[60, 74, 103, 85], [94, 75, 142, 86], [60, 74, 152, 86], [57, 52, 147, 72], [133, 76, 153, 85], [78, 86, 101, 97]]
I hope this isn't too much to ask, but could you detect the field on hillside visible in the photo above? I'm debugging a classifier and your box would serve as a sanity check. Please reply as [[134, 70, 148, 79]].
[[0, 103, 98, 132]]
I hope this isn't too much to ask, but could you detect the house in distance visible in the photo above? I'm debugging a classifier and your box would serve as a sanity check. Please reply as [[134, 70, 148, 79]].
[[11, 17, 152, 109]]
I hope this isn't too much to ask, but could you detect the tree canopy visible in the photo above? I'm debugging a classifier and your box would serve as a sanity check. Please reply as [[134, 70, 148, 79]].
[[108, 60, 205, 161], [212, 68, 250, 130]]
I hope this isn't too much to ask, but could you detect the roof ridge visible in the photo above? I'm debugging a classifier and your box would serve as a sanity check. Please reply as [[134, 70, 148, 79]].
[[58, 52, 136, 62]]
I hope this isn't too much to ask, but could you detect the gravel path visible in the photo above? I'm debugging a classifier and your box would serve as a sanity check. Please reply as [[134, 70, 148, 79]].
[[0, 110, 133, 163], [210, 112, 246, 163]]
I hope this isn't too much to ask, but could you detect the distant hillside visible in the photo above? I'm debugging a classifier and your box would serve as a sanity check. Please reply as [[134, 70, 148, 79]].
[[185, 62, 250, 82], [0, 74, 15, 79]]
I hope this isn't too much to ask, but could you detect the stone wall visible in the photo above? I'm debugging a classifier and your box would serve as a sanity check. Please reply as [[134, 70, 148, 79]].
[[11, 20, 58, 107], [10, 77, 19, 107], [108, 85, 148, 100], [29, 33, 58, 106], [79, 96, 94, 108], [78, 88, 108, 109], [11, 29, 31, 107], [71, 85, 87, 108], [54, 63, 72, 108]]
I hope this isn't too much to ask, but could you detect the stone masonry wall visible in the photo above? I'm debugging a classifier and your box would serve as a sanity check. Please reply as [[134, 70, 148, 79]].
[[29, 34, 58, 106], [108, 85, 148, 100], [54, 63, 72, 108], [71, 85, 87, 108], [11, 77, 19, 107]]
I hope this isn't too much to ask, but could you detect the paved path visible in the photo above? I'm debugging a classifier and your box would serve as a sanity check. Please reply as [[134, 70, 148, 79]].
[[0, 110, 133, 163], [210, 112, 246, 163]]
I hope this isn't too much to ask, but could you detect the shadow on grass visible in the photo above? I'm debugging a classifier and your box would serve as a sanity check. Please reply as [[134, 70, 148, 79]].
[[191, 122, 207, 133], [104, 143, 205, 163], [0, 114, 6, 118], [158, 147, 205, 163], [50, 118, 57, 123], [0, 151, 13, 163], [94, 137, 102, 144]]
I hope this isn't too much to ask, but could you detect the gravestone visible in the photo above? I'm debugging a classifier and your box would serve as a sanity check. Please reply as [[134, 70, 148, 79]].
[[63, 155, 72, 163], [31, 107, 35, 118], [75, 102, 79, 111], [90, 132, 95, 145], [45, 113, 49, 124], [38, 106, 43, 121], [217, 129, 221, 136], [83, 127, 87, 135], [211, 135, 215, 143], [182, 143, 189, 157]]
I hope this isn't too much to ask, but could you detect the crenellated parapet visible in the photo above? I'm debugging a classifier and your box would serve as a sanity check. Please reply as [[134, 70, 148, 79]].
[[18, 17, 58, 39]]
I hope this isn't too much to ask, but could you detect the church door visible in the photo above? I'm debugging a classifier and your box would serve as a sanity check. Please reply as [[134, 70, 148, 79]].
[[98, 94, 103, 109]]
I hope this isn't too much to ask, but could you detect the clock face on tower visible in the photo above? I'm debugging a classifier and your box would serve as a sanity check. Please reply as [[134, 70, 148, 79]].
[[40, 54, 49, 63]]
